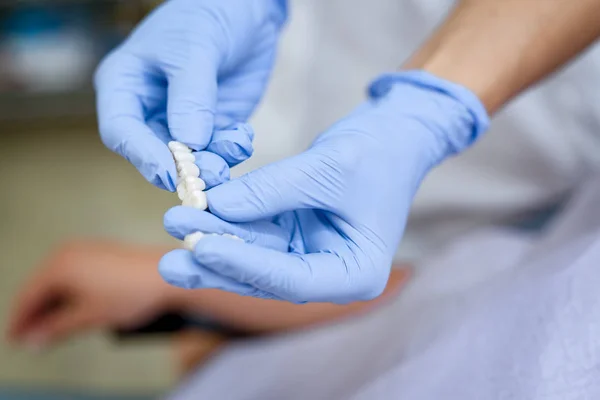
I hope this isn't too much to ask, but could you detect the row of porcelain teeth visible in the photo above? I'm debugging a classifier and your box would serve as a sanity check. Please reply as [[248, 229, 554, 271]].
[[168, 141, 242, 251], [168, 141, 208, 210], [183, 231, 242, 251]]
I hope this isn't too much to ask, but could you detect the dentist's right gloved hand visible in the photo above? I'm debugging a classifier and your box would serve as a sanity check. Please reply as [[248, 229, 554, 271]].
[[159, 71, 489, 304], [95, 0, 287, 191]]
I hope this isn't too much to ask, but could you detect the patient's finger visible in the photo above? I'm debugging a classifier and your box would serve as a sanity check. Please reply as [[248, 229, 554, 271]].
[[7, 272, 59, 342], [22, 305, 96, 349]]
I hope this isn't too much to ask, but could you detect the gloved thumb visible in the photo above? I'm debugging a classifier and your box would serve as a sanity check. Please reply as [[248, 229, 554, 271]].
[[208, 151, 327, 222], [167, 46, 220, 150]]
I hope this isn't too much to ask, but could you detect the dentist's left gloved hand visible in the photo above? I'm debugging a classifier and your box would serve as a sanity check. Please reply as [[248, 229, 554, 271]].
[[159, 71, 489, 304], [94, 0, 287, 191]]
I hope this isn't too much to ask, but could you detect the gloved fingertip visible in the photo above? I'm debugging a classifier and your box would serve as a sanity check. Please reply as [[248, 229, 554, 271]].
[[138, 156, 176, 191], [111, 124, 178, 191], [164, 206, 252, 243], [168, 110, 215, 151], [163, 206, 206, 240], [158, 250, 201, 289], [238, 122, 255, 141], [161, 274, 200, 290], [194, 151, 230, 189], [163, 205, 186, 222], [206, 179, 248, 221], [160, 247, 257, 294], [163, 206, 185, 235], [222, 122, 255, 141], [206, 141, 253, 166], [168, 175, 177, 192], [206, 123, 254, 166], [141, 166, 176, 192], [193, 235, 242, 266], [162, 169, 178, 192]]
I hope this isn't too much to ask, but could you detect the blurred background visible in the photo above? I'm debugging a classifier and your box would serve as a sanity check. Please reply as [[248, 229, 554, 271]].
[[0, 1, 182, 398], [0, 0, 153, 121]]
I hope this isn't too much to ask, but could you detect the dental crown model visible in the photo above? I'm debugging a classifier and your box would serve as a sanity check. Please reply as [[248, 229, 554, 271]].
[[168, 141, 241, 251]]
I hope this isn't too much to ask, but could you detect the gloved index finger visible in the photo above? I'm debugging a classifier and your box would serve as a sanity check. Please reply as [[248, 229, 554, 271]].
[[166, 45, 220, 151], [192, 235, 379, 303], [207, 152, 327, 223], [193, 151, 230, 189], [163, 206, 291, 251], [206, 123, 255, 167], [95, 53, 177, 191], [158, 249, 279, 300]]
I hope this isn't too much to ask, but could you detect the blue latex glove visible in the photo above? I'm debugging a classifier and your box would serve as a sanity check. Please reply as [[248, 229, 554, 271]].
[[159, 71, 490, 303], [94, 0, 287, 191], [160, 206, 293, 298]]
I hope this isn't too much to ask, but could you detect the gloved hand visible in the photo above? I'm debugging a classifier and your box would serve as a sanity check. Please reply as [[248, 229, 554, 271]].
[[160, 206, 293, 298], [94, 0, 287, 191], [159, 71, 489, 303]]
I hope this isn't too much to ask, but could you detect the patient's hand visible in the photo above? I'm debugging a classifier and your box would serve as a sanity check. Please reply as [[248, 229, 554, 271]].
[[7, 240, 179, 349]]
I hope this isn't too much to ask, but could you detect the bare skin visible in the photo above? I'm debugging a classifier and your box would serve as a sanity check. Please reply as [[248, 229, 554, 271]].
[[405, 0, 600, 114], [6, 239, 409, 373]]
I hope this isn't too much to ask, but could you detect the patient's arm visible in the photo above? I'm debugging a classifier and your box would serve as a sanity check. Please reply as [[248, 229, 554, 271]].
[[405, 0, 600, 114], [7, 240, 409, 349], [169, 267, 408, 334], [169, 268, 407, 375]]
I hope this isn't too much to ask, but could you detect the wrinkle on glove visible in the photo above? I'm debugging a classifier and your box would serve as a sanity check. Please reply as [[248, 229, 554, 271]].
[[161, 71, 489, 303]]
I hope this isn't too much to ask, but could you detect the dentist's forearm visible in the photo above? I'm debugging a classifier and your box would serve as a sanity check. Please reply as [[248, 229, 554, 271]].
[[404, 0, 600, 114]]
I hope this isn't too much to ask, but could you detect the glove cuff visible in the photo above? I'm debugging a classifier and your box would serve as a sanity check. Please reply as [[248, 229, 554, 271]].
[[368, 70, 490, 154]]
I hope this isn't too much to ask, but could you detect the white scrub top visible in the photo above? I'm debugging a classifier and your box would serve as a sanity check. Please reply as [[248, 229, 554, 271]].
[[245, 0, 600, 261]]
